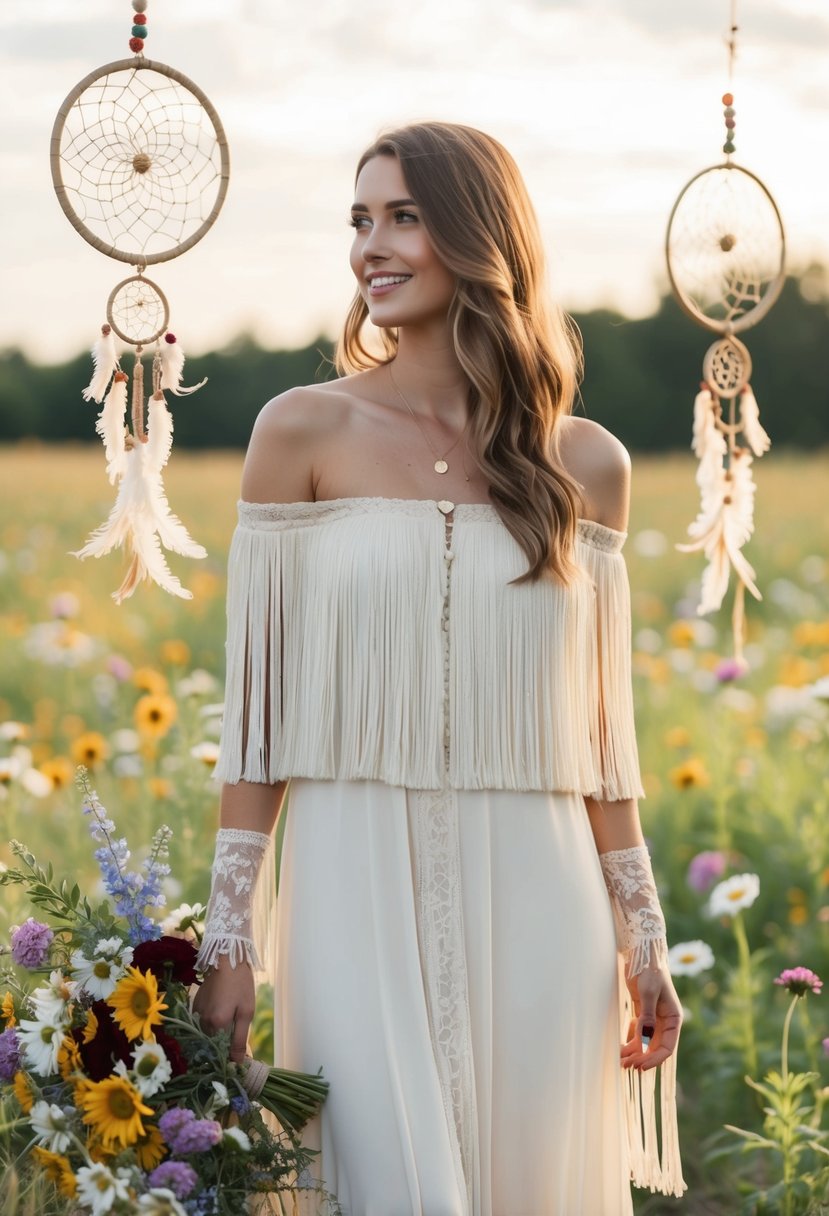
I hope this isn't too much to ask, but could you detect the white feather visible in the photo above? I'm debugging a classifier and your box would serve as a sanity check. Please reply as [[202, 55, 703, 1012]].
[[82, 328, 118, 404], [691, 388, 715, 458], [95, 376, 129, 485], [159, 336, 207, 396], [146, 395, 174, 474], [739, 386, 771, 457], [73, 442, 205, 601]]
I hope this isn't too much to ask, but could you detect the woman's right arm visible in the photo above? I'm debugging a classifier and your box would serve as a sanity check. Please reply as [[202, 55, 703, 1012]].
[[192, 780, 288, 1060], [192, 389, 321, 1058]]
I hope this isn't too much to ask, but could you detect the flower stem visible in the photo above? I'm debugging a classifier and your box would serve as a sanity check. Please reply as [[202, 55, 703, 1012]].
[[780, 993, 798, 1085], [732, 911, 757, 1076]]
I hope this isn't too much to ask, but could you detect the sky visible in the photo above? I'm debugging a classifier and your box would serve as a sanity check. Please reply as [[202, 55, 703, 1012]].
[[1, 0, 827, 362]]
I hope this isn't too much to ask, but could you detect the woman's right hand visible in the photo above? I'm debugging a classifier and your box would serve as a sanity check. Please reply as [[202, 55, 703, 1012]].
[[192, 955, 256, 1062]]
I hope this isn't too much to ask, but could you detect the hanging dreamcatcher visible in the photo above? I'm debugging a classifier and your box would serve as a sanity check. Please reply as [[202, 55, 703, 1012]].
[[50, 1, 229, 603], [666, 2, 785, 665]]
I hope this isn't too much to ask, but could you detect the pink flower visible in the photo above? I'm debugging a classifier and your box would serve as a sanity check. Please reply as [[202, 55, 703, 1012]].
[[774, 967, 823, 996], [686, 850, 727, 893], [106, 655, 133, 682], [715, 657, 748, 682], [823, 1037, 829, 1056]]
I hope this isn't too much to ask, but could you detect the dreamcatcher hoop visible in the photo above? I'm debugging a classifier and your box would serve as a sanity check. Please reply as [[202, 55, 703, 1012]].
[[50, 57, 230, 266], [666, 162, 785, 335], [106, 274, 170, 345]]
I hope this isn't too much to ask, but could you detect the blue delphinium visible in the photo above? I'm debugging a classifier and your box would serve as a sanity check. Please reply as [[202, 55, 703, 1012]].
[[78, 770, 171, 944]]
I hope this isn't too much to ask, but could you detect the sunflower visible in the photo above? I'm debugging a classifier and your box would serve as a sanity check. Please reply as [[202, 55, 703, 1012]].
[[39, 756, 74, 790], [108, 967, 167, 1041], [132, 667, 169, 695], [1, 990, 16, 1027], [31, 1146, 77, 1198], [669, 757, 710, 789], [81, 1074, 154, 1149], [70, 731, 109, 769], [134, 1120, 166, 1169], [57, 1034, 83, 1081], [13, 1070, 34, 1113], [134, 694, 178, 740]]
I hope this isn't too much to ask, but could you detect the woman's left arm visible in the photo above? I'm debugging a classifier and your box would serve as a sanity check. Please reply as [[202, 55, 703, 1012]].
[[584, 794, 682, 1072]]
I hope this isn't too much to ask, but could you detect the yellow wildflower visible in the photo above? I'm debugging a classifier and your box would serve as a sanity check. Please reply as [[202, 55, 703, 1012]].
[[160, 639, 191, 667], [13, 1070, 34, 1113], [57, 1034, 83, 1081], [2, 990, 16, 1027], [81, 1075, 153, 1149], [663, 726, 691, 749], [134, 1121, 166, 1170], [31, 1147, 77, 1199], [132, 667, 168, 695], [669, 757, 710, 789], [39, 756, 74, 790], [134, 694, 178, 740], [71, 731, 109, 769], [777, 655, 814, 688], [668, 620, 696, 648], [82, 1008, 99, 1044], [148, 777, 173, 800], [788, 905, 809, 926], [108, 967, 167, 1041]]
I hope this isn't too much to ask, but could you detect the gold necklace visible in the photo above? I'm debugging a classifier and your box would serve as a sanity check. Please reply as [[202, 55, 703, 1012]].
[[388, 363, 470, 476]]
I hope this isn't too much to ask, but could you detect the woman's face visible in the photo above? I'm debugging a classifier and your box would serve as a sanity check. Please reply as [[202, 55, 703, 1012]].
[[349, 154, 456, 330]]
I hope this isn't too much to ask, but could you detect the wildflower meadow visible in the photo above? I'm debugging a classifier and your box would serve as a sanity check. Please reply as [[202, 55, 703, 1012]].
[[1, 443, 828, 1215]]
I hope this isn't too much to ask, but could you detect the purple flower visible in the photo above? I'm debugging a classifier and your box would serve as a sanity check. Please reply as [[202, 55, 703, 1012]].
[[686, 850, 727, 893], [715, 657, 747, 682], [823, 1037, 829, 1057], [230, 1092, 251, 1116], [774, 967, 823, 996], [173, 1118, 222, 1154], [159, 1107, 221, 1155], [10, 918, 54, 968], [0, 1027, 21, 1081], [148, 1160, 198, 1198]]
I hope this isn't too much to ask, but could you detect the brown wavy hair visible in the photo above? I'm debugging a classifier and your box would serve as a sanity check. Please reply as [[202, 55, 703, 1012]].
[[335, 121, 586, 585]]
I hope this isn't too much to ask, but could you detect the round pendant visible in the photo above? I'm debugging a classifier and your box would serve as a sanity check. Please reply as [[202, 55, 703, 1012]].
[[437, 500, 455, 516], [434, 459, 449, 474]]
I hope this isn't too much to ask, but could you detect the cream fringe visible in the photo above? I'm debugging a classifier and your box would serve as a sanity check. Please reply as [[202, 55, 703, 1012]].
[[216, 499, 645, 801], [618, 962, 687, 1198]]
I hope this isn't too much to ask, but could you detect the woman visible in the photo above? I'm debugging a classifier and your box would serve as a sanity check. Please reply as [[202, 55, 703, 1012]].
[[193, 121, 685, 1215]]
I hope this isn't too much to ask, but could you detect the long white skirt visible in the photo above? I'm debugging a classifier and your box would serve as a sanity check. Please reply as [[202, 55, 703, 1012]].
[[273, 779, 633, 1216]]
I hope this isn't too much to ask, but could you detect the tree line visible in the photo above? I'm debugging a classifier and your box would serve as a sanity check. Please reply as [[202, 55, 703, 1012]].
[[1, 267, 827, 452]]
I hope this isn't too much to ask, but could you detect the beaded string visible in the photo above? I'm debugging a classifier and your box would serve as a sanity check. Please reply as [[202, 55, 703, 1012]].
[[129, 0, 148, 56], [722, 0, 737, 158]]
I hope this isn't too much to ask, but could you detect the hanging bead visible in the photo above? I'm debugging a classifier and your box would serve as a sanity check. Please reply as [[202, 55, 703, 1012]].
[[132, 0, 148, 9], [131, 24, 147, 37], [129, 36, 144, 52], [132, 13, 147, 24]]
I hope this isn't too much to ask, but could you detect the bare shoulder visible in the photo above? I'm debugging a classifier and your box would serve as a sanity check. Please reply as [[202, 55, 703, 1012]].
[[557, 415, 632, 532], [241, 381, 358, 504]]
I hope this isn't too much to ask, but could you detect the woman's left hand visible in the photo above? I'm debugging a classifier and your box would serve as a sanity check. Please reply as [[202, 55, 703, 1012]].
[[621, 965, 682, 1072]]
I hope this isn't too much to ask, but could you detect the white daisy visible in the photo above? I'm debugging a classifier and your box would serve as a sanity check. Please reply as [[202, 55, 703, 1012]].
[[708, 873, 761, 918], [222, 1126, 251, 1152], [18, 1017, 65, 1076], [136, 1189, 188, 1215], [30, 969, 77, 1023], [667, 940, 716, 977], [70, 941, 133, 1000], [29, 1099, 72, 1153], [190, 741, 220, 767], [160, 901, 206, 940], [20, 768, 53, 799], [75, 1163, 132, 1215], [131, 1040, 173, 1097]]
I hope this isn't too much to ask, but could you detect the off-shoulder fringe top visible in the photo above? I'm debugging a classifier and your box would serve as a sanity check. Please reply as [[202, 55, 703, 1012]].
[[214, 497, 644, 800]]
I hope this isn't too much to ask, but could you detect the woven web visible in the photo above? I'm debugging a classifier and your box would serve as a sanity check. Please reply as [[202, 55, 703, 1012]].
[[110, 277, 166, 344], [668, 167, 783, 328], [56, 66, 224, 261]]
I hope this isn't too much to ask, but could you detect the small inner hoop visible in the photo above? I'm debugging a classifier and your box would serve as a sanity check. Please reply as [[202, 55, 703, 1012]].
[[702, 335, 753, 399], [106, 274, 170, 346]]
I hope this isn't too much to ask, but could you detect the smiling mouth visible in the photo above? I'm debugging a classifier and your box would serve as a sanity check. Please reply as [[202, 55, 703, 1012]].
[[368, 275, 413, 294]]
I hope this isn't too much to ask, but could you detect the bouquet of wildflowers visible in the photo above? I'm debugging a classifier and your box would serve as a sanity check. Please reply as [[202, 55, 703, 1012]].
[[0, 771, 336, 1216]]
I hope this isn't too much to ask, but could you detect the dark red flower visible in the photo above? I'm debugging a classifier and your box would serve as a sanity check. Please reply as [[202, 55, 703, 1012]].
[[73, 1000, 131, 1081], [154, 1026, 189, 1077], [133, 936, 200, 988]]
